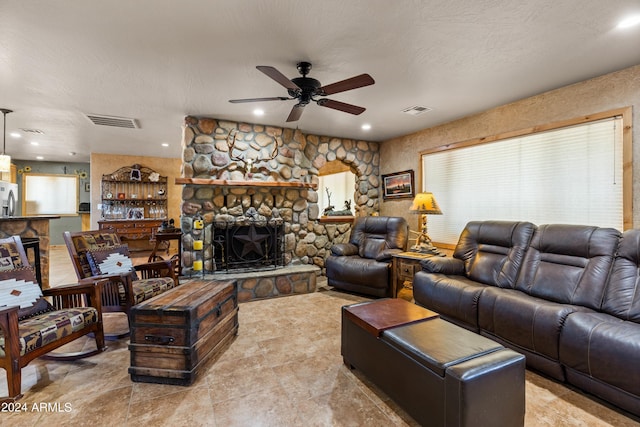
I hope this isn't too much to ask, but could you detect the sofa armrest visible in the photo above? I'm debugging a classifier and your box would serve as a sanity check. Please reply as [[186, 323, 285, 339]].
[[420, 257, 465, 275], [376, 248, 403, 262], [331, 243, 359, 256]]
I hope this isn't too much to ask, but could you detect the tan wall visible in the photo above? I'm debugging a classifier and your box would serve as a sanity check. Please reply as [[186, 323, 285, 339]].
[[90, 153, 182, 229], [380, 63, 640, 232]]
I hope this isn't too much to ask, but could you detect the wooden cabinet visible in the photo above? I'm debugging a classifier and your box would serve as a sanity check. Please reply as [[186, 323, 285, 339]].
[[101, 164, 167, 221], [100, 164, 168, 252], [391, 252, 435, 297], [98, 219, 164, 252]]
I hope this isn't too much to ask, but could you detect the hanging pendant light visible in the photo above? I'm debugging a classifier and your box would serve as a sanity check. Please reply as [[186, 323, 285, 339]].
[[0, 109, 13, 173]]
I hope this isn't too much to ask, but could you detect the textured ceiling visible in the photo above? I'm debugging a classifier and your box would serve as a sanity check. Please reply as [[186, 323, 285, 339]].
[[1, 1, 640, 163]]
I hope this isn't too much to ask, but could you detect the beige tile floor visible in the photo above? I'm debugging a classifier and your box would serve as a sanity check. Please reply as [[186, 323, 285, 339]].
[[1, 246, 639, 426]]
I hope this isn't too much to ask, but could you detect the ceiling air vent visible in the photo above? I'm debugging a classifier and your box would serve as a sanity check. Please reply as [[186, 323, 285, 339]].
[[401, 105, 432, 116], [20, 128, 45, 134], [86, 114, 139, 129]]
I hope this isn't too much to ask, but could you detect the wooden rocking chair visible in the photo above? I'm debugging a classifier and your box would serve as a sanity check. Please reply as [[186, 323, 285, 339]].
[[0, 236, 106, 402], [63, 230, 178, 338]]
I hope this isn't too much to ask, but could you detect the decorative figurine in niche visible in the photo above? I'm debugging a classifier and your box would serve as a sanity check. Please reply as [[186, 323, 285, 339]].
[[328, 200, 353, 216], [323, 188, 335, 216]]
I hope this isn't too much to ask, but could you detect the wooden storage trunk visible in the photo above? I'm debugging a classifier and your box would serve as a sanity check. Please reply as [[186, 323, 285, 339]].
[[128, 279, 238, 385]]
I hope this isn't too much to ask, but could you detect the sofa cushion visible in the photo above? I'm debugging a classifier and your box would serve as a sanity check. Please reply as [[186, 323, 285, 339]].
[[359, 237, 386, 259], [515, 224, 620, 310], [452, 221, 536, 288], [560, 311, 640, 398], [350, 216, 408, 253], [326, 255, 390, 291], [601, 229, 640, 321], [478, 287, 589, 371]]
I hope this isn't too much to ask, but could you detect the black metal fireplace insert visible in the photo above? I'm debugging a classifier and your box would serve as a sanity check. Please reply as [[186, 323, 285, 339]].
[[211, 219, 284, 272]]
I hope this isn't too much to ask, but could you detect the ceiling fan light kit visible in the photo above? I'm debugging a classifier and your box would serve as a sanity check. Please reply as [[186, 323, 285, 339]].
[[229, 62, 375, 122]]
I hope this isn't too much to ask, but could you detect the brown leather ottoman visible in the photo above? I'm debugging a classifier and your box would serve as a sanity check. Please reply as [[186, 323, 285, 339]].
[[342, 299, 525, 427]]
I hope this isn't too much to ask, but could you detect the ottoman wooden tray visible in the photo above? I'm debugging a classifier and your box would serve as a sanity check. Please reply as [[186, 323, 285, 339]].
[[129, 279, 238, 385]]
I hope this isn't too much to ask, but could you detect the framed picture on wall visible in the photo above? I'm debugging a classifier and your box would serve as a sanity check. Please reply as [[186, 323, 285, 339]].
[[382, 170, 415, 200]]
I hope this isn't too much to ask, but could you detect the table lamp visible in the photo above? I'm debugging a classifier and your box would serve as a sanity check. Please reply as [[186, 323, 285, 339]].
[[409, 192, 443, 254]]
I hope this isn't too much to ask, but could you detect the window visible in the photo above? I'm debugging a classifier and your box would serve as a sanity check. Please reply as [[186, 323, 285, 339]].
[[23, 174, 79, 216], [421, 110, 629, 245]]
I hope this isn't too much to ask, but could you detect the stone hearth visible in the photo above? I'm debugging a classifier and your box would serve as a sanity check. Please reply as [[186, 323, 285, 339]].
[[188, 265, 320, 302]]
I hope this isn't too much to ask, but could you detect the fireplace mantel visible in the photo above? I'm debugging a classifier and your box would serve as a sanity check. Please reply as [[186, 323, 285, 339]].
[[175, 178, 317, 189]]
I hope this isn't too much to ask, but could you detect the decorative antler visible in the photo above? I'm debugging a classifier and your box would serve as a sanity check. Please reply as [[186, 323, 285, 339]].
[[227, 129, 280, 177]]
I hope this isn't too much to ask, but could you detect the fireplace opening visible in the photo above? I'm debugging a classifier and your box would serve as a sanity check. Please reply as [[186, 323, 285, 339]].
[[211, 219, 284, 272]]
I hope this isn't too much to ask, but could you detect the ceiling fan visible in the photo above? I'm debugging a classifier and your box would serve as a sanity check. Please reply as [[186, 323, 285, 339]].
[[229, 62, 375, 122]]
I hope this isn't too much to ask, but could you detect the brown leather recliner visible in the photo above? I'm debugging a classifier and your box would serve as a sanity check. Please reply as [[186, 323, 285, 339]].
[[325, 216, 408, 297]]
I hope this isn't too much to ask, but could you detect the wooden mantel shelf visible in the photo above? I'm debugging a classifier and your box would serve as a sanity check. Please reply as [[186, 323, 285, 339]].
[[175, 178, 317, 189]]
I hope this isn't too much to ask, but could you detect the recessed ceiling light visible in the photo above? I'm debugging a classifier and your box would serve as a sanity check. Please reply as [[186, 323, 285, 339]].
[[618, 15, 640, 28], [253, 109, 265, 116], [36, 156, 44, 160], [161, 143, 169, 147], [361, 124, 371, 131], [30, 141, 39, 146], [10, 132, 20, 138]]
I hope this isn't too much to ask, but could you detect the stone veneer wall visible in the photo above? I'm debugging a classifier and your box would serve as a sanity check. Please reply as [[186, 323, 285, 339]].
[[179, 117, 380, 275]]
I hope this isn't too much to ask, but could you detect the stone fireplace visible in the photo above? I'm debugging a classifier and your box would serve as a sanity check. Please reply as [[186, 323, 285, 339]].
[[177, 117, 381, 300]]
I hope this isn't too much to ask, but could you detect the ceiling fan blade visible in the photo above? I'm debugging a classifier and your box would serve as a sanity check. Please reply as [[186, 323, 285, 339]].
[[229, 97, 290, 103], [286, 104, 305, 122], [317, 98, 366, 115], [256, 66, 301, 92], [320, 73, 375, 95]]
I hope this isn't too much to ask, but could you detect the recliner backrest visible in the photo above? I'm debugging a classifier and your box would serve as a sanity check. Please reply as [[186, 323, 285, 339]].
[[601, 229, 640, 322], [349, 216, 408, 259], [515, 224, 620, 309], [453, 221, 536, 288]]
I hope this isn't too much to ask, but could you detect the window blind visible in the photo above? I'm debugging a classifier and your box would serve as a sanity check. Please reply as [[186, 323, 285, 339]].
[[422, 117, 623, 244]]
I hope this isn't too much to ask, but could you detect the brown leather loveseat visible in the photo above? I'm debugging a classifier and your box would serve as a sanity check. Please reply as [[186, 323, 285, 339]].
[[326, 216, 408, 297], [413, 220, 640, 417]]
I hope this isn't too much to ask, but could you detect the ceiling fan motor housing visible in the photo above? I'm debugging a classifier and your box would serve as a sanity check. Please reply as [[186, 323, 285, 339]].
[[289, 77, 322, 104]]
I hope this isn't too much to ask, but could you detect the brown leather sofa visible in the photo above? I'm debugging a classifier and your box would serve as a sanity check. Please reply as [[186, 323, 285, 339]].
[[413, 221, 640, 417], [326, 216, 408, 297]]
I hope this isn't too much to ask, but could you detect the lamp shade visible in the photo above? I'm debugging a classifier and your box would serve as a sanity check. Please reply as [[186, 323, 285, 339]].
[[0, 154, 10, 173], [410, 192, 442, 215]]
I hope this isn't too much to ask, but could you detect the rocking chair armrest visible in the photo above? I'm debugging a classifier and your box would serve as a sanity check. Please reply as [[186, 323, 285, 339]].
[[43, 280, 104, 297], [42, 280, 105, 312], [0, 304, 20, 317], [134, 259, 174, 271]]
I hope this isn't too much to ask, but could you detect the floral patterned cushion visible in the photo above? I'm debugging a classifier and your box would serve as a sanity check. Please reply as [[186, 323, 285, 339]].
[[0, 307, 98, 357], [130, 277, 176, 305]]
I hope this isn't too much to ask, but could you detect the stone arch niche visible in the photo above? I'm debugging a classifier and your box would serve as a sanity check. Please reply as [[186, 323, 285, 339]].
[[179, 116, 380, 275]]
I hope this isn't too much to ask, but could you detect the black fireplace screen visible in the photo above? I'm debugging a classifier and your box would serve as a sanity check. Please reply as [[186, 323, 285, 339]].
[[212, 220, 284, 272]]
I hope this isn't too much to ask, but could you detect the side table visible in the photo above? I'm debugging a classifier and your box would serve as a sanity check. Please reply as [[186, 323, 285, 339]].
[[391, 251, 435, 297]]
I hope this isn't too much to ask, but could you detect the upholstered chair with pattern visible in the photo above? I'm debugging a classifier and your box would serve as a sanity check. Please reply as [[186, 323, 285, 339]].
[[63, 230, 178, 337], [0, 236, 105, 401]]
